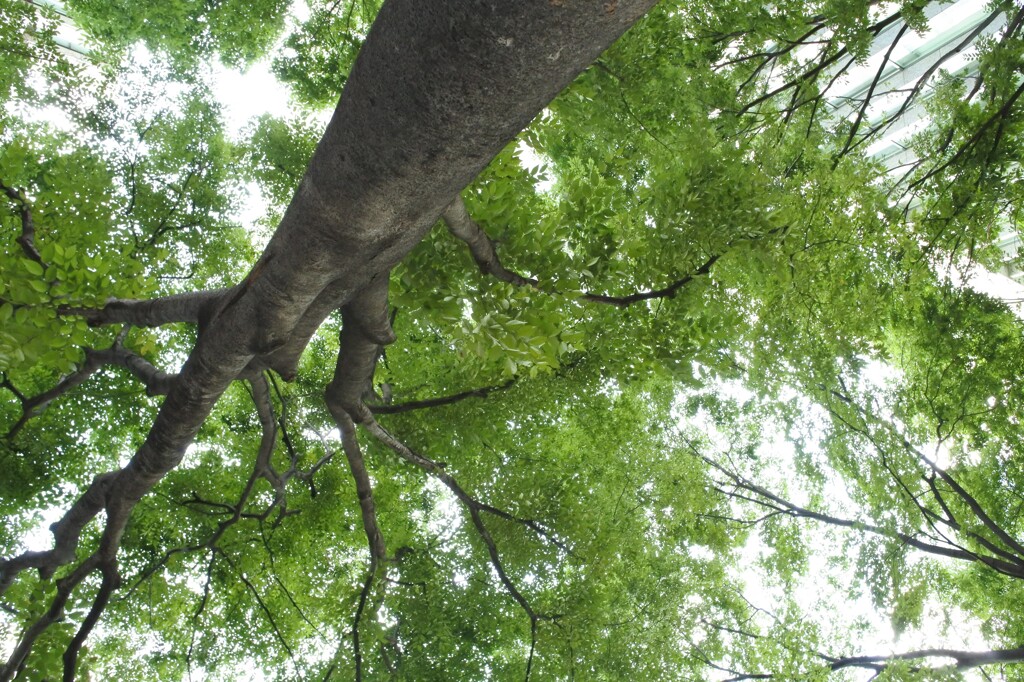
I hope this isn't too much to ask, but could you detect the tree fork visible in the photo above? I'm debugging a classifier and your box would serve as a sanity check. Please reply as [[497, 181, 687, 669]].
[[3, 0, 658, 668]]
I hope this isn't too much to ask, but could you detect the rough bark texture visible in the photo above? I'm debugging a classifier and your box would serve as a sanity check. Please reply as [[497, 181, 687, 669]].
[[136, 0, 657, 485], [2, 5, 660, 671], [101, 0, 656, 545]]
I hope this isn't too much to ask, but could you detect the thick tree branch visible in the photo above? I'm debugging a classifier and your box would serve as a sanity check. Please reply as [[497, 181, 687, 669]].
[[829, 644, 1024, 674], [0, 553, 103, 682], [62, 561, 120, 682], [0, 471, 116, 602], [330, 416, 384, 682], [326, 274, 396, 424], [120, 380, 294, 602], [335, 410, 387, 563], [322, 278, 397, 678], [2, 0, 658, 667], [259, 280, 356, 381], [250, 374, 284, 492], [370, 378, 516, 415], [58, 289, 228, 328], [443, 197, 538, 287]]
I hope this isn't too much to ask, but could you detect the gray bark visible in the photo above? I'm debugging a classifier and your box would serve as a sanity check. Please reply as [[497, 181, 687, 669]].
[[3, 3, 659, 669], [101, 0, 658, 539]]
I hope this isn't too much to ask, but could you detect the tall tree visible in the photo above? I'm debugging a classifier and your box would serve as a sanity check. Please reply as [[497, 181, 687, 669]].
[[2, 0, 1024, 679]]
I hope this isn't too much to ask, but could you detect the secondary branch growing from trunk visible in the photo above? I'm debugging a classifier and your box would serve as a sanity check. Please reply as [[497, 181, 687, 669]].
[[4, 329, 176, 440], [59, 289, 229, 328], [2, 0, 658, 671], [363, 415, 565, 681], [442, 194, 721, 307]]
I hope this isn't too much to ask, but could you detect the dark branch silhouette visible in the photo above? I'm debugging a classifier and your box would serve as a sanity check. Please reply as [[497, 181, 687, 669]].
[[442, 194, 722, 308]]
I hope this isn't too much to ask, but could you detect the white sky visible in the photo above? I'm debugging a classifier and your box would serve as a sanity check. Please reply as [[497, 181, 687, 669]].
[[211, 61, 295, 135]]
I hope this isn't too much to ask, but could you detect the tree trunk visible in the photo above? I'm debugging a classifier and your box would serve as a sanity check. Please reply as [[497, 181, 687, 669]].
[[81, 0, 658, 559]]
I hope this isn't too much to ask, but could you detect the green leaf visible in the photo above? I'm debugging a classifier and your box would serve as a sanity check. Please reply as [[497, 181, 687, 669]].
[[22, 258, 44, 276]]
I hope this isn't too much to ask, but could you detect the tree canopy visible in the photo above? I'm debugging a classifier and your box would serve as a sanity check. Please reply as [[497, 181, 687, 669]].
[[2, 0, 1024, 679]]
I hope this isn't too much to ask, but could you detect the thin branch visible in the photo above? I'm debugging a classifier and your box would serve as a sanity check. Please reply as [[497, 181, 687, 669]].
[[259, 523, 326, 638], [351, 568, 375, 682], [735, 8, 908, 117], [902, 80, 1024, 198], [365, 416, 569, 555], [579, 252, 719, 306], [5, 332, 176, 439], [591, 61, 674, 151], [0, 180, 43, 264], [186, 552, 216, 681], [370, 379, 516, 414], [834, 21, 910, 164], [362, 415, 561, 680], [698, 443, 1024, 580], [906, 439, 1024, 562], [4, 351, 105, 440], [851, 9, 1002, 163], [217, 548, 294, 660], [821, 391, 1024, 576], [442, 194, 721, 307]]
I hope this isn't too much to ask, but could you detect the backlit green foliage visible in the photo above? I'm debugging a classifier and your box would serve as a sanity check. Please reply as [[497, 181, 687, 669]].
[[2, 0, 1024, 679]]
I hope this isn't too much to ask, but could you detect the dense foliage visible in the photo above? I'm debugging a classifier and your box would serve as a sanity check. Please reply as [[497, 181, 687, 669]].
[[2, 0, 1024, 679]]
